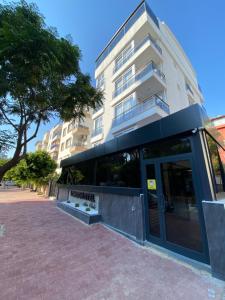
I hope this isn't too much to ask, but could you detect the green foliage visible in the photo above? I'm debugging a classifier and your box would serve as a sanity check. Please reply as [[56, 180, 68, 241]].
[[4, 151, 57, 186], [0, 0, 103, 179], [0, 159, 8, 167]]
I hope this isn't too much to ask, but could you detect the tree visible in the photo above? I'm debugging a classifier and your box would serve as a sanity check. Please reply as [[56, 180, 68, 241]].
[[5, 151, 57, 187], [0, 1, 102, 180]]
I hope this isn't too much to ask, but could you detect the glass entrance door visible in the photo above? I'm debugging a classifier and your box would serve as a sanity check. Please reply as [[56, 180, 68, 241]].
[[145, 164, 161, 238], [160, 160, 203, 253], [144, 157, 204, 256]]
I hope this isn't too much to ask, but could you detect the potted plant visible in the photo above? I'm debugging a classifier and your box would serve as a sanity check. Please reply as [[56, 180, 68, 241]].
[[75, 203, 79, 208], [85, 207, 91, 212]]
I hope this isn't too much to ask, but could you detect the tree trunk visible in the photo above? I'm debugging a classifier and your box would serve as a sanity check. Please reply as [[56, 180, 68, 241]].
[[0, 156, 22, 182]]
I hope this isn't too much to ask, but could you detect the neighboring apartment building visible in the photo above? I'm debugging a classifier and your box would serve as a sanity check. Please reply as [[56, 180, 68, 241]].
[[211, 115, 225, 146], [57, 116, 92, 163], [35, 113, 92, 170], [91, 0, 204, 146]]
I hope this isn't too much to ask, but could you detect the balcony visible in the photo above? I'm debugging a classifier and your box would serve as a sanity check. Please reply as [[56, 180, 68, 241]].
[[113, 35, 162, 75], [71, 124, 89, 135], [50, 144, 59, 153], [112, 95, 169, 128], [52, 133, 61, 142], [70, 143, 87, 154], [112, 62, 166, 103]]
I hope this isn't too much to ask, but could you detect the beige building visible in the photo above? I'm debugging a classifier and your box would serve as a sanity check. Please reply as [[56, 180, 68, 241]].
[[91, 0, 204, 146], [36, 113, 92, 170]]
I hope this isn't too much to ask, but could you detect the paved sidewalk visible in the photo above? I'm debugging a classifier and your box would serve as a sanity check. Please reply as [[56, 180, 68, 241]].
[[0, 188, 224, 300]]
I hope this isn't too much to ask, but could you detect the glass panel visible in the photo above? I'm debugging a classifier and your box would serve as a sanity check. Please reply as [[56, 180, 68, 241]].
[[96, 148, 140, 187], [206, 134, 225, 199], [115, 77, 123, 90], [115, 102, 123, 117], [143, 137, 191, 159], [123, 67, 133, 83], [123, 95, 136, 113], [95, 116, 102, 129], [161, 160, 203, 252], [146, 164, 160, 237]]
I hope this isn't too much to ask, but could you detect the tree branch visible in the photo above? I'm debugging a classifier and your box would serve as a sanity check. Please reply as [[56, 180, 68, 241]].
[[21, 118, 41, 147], [0, 106, 19, 132]]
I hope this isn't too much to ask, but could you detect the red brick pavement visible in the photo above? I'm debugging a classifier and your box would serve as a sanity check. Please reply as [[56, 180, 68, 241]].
[[0, 188, 224, 300]]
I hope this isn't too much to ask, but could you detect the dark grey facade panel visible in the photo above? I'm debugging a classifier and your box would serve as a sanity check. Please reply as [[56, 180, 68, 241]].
[[61, 104, 208, 168]]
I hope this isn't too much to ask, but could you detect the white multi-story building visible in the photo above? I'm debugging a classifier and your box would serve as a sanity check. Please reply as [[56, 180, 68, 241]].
[[91, 0, 204, 146], [58, 116, 92, 163], [35, 113, 92, 170]]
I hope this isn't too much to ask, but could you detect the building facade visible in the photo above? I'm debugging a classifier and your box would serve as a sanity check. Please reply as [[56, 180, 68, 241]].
[[35, 113, 92, 170], [91, 1, 203, 147], [58, 105, 225, 266]]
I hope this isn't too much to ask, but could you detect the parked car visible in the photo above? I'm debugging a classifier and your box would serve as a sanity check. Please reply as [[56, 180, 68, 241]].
[[5, 181, 16, 186]]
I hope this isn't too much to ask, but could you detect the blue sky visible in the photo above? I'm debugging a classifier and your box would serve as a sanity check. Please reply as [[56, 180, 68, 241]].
[[3, 0, 225, 153]]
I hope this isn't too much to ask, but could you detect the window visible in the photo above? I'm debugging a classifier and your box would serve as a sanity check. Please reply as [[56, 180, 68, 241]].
[[94, 115, 103, 130], [61, 143, 64, 151], [96, 148, 141, 187], [115, 43, 133, 71], [67, 160, 96, 185], [66, 138, 72, 148], [63, 128, 67, 137], [206, 134, 225, 199], [115, 94, 136, 118], [96, 73, 104, 90], [115, 67, 133, 92], [143, 137, 192, 159]]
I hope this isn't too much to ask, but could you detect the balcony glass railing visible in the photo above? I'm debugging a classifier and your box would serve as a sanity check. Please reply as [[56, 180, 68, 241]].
[[50, 144, 59, 150], [91, 127, 103, 137], [71, 142, 85, 148], [113, 35, 162, 74], [112, 95, 169, 127], [113, 61, 165, 98], [96, 2, 159, 68]]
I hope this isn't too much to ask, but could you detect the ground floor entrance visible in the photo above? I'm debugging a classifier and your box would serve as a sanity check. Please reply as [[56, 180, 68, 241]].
[[143, 154, 208, 262]]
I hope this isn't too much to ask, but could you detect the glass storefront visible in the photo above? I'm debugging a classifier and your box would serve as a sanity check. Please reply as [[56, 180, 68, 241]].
[[206, 134, 225, 199], [58, 148, 141, 188], [143, 137, 191, 159]]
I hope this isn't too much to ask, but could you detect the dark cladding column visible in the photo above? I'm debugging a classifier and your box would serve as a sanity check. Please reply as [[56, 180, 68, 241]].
[[203, 200, 225, 280]]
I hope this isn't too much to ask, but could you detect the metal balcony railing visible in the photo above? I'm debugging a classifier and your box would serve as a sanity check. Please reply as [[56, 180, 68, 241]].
[[112, 95, 169, 127], [113, 61, 165, 98], [91, 127, 103, 137], [113, 34, 162, 74]]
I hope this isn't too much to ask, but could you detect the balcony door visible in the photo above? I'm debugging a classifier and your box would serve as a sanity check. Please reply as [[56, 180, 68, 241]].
[[143, 154, 207, 262]]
